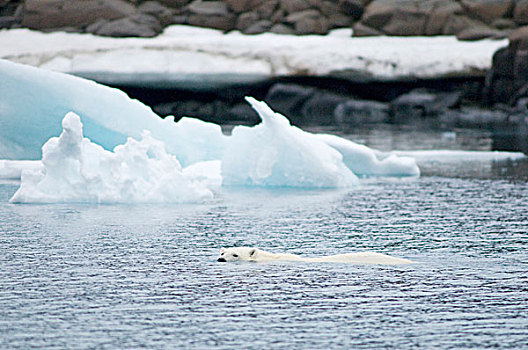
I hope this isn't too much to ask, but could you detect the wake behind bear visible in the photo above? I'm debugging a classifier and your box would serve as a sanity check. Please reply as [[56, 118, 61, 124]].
[[217, 247, 413, 265]]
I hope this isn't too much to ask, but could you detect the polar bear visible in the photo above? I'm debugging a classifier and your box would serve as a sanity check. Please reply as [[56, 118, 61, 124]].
[[217, 247, 413, 265]]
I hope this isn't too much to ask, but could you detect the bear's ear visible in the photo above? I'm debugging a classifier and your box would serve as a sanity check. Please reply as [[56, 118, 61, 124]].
[[249, 248, 257, 257], [220, 248, 226, 253]]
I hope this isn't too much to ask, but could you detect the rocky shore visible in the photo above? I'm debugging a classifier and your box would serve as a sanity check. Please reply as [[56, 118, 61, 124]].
[[2, 0, 528, 40]]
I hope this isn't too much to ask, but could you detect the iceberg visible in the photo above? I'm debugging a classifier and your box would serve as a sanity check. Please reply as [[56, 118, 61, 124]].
[[2, 60, 423, 202], [0, 59, 227, 166], [316, 134, 420, 177], [10, 112, 215, 203], [222, 97, 358, 188]]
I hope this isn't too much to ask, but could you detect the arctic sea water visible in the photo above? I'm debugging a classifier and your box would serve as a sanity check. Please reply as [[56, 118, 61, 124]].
[[1, 150, 527, 349]]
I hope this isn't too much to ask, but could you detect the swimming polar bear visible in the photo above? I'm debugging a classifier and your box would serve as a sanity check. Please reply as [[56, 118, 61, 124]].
[[217, 247, 413, 265]]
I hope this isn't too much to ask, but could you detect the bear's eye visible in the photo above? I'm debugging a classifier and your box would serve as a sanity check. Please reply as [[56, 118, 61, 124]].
[[220, 252, 224, 256], [232, 254, 238, 258]]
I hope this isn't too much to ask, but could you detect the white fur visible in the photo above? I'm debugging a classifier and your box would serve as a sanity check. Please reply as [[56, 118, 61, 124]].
[[218, 247, 413, 265]]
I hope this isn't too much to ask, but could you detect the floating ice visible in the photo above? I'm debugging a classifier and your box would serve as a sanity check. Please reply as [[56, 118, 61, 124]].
[[1, 60, 423, 199], [0, 59, 227, 165], [10, 112, 214, 203], [222, 97, 358, 188], [316, 134, 420, 177], [0, 160, 42, 180]]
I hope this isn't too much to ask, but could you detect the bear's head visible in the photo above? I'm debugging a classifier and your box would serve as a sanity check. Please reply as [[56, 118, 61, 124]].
[[217, 247, 258, 262]]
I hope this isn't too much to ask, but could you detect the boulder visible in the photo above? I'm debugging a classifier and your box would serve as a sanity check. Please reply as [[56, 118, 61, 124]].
[[356, 0, 504, 36], [187, 0, 230, 16], [460, 0, 514, 25], [257, 0, 279, 18], [285, 9, 329, 34], [338, 0, 364, 20], [137, 1, 175, 26], [269, 23, 295, 34], [187, 1, 236, 31], [22, 0, 135, 30], [280, 0, 311, 15], [301, 93, 347, 125], [334, 100, 389, 125], [456, 27, 508, 41], [244, 19, 273, 34], [235, 11, 259, 31], [225, 0, 259, 13], [265, 83, 316, 123], [390, 89, 461, 123], [352, 22, 384, 36], [156, 0, 189, 9], [91, 13, 163, 37], [513, 0, 528, 25], [486, 27, 528, 105], [295, 16, 329, 35]]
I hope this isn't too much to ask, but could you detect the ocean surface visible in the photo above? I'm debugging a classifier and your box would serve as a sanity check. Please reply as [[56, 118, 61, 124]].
[[1, 126, 527, 349]]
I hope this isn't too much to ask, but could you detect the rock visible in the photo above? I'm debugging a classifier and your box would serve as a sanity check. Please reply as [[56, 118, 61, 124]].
[[295, 16, 329, 35], [513, 0, 528, 25], [338, 0, 364, 20], [359, 0, 429, 36], [284, 9, 329, 35], [269, 23, 295, 34], [486, 27, 528, 106], [301, 93, 347, 125], [235, 11, 259, 31], [352, 22, 384, 36], [270, 8, 286, 23], [265, 83, 316, 123], [137, 1, 175, 26], [0, 16, 16, 28], [187, 1, 236, 31], [85, 19, 108, 33], [188, 13, 236, 31], [327, 12, 353, 28], [460, 0, 514, 25], [257, 0, 279, 18], [228, 102, 260, 124], [356, 0, 502, 36], [285, 9, 321, 23], [225, 0, 259, 13], [424, 2, 464, 35], [92, 14, 162, 37], [456, 27, 508, 41], [280, 0, 311, 15], [442, 13, 489, 36], [156, 0, 189, 9], [22, 0, 135, 30], [390, 89, 461, 123], [187, 0, 230, 16], [334, 100, 389, 125], [491, 18, 518, 30], [243, 19, 272, 34]]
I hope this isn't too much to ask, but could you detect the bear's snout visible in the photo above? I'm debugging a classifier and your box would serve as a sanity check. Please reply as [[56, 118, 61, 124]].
[[217, 257, 226, 262]]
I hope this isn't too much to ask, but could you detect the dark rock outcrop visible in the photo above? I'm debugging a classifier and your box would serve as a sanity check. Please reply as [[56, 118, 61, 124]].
[[354, 0, 521, 39], [4, 0, 527, 38], [22, 0, 136, 30], [486, 26, 528, 105]]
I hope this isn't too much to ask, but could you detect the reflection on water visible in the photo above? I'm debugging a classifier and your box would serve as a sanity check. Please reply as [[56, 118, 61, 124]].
[[307, 123, 528, 181], [1, 124, 527, 349]]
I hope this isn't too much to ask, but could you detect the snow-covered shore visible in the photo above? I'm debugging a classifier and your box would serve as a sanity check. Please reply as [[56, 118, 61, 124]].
[[0, 25, 508, 87]]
